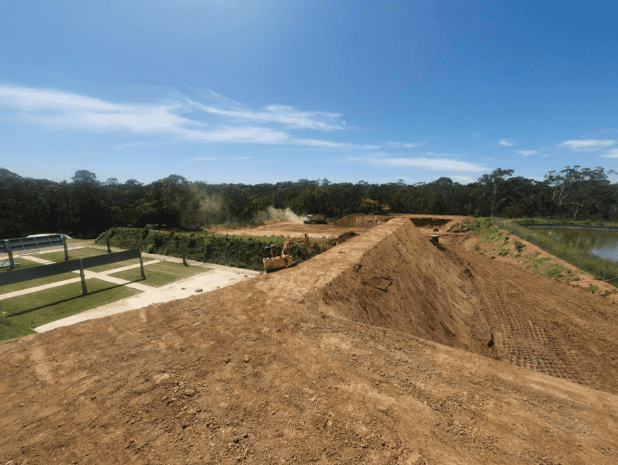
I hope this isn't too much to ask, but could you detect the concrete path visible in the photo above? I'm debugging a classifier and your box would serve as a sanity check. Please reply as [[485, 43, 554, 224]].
[[34, 267, 259, 333]]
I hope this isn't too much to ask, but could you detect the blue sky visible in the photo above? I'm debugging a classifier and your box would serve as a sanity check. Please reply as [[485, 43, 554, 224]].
[[1, 0, 617, 186]]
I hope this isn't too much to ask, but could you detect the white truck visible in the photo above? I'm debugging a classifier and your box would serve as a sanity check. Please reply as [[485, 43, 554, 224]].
[[303, 214, 327, 224]]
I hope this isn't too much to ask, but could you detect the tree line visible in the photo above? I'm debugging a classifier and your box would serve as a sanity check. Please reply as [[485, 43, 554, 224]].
[[1, 165, 616, 239]]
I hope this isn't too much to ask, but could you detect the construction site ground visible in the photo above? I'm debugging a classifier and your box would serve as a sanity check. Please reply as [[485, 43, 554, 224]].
[[205, 214, 392, 239], [1, 215, 618, 464]]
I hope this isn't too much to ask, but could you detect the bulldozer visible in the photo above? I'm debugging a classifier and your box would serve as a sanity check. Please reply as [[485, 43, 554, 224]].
[[263, 234, 312, 273], [361, 198, 390, 215]]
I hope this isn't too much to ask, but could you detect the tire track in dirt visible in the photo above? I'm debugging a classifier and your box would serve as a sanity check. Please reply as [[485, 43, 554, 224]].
[[439, 227, 618, 395], [478, 276, 583, 384]]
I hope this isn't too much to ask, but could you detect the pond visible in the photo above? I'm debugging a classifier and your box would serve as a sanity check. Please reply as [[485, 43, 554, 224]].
[[521, 224, 618, 264]]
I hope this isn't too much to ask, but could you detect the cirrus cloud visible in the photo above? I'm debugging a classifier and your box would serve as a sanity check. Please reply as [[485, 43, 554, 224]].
[[515, 150, 539, 157], [0, 84, 367, 149], [558, 139, 617, 151], [601, 148, 618, 159], [350, 154, 486, 172]]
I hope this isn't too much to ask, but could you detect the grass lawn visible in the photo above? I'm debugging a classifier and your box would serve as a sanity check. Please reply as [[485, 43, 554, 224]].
[[88, 256, 155, 273], [1, 256, 81, 294], [66, 237, 95, 245], [1, 270, 79, 295], [1, 255, 45, 272], [37, 247, 155, 272], [38, 247, 118, 262], [109, 260, 211, 287], [0, 278, 143, 341]]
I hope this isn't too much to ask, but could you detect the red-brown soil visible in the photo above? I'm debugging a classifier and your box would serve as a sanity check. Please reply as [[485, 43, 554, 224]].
[[1, 216, 618, 464], [205, 215, 391, 239]]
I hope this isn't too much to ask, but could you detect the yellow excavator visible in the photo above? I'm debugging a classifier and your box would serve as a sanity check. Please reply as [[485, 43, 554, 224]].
[[263, 234, 312, 272], [361, 198, 390, 215]]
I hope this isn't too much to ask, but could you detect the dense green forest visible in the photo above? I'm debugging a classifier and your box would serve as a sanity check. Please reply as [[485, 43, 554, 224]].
[[1, 166, 617, 239]]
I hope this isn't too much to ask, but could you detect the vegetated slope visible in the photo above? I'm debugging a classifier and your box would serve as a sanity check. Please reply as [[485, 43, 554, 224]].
[[1, 218, 617, 464], [99, 227, 317, 271]]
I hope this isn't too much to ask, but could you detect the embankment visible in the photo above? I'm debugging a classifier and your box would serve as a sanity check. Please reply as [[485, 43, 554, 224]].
[[307, 217, 493, 356], [2, 217, 618, 463]]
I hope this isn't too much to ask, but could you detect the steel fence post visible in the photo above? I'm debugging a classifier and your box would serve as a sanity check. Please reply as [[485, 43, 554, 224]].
[[79, 258, 88, 295], [139, 250, 146, 279], [6, 241, 14, 271], [63, 236, 69, 262]]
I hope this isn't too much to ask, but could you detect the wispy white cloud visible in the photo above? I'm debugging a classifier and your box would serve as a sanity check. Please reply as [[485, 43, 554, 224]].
[[350, 155, 486, 172], [180, 126, 289, 144], [421, 151, 468, 158], [185, 99, 347, 131], [558, 139, 617, 151], [0, 86, 124, 111], [194, 156, 251, 161], [499, 139, 516, 147], [515, 150, 539, 157], [601, 148, 618, 158], [0, 84, 365, 149], [291, 138, 379, 149], [386, 141, 424, 148]]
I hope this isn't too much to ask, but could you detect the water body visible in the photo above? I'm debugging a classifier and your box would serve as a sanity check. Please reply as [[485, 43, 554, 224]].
[[520, 224, 618, 231], [520, 224, 618, 264]]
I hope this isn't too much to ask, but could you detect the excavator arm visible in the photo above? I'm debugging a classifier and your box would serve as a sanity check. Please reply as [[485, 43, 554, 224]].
[[282, 234, 312, 257], [362, 198, 379, 208], [362, 198, 389, 214], [263, 234, 312, 272]]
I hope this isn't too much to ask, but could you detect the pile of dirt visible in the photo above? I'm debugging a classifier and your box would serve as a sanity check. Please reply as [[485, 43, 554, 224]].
[[319, 221, 492, 356], [446, 218, 472, 232], [2, 217, 618, 464], [334, 214, 391, 228], [313, 231, 359, 252]]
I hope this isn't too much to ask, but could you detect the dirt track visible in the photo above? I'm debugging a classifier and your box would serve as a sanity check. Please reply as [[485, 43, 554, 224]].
[[1, 216, 618, 464], [205, 215, 391, 239]]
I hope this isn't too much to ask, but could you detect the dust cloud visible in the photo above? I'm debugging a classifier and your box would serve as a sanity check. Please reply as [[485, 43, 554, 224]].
[[254, 206, 303, 223], [180, 192, 226, 226]]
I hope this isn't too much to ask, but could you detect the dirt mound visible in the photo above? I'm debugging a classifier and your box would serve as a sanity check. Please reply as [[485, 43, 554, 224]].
[[445, 218, 472, 232], [320, 221, 492, 355], [2, 217, 618, 464], [205, 221, 368, 240], [334, 214, 391, 228]]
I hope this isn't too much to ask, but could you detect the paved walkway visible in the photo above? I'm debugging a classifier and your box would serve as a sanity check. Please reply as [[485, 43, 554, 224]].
[[33, 267, 259, 333], [0, 241, 261, 333]]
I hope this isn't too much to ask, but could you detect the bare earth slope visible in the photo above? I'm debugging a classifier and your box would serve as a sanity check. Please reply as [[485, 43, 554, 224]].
[[1, 217, 618, 464]]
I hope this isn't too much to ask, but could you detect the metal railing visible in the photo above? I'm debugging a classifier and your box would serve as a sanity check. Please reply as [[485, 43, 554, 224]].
[[1, 234, 69, 270]]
